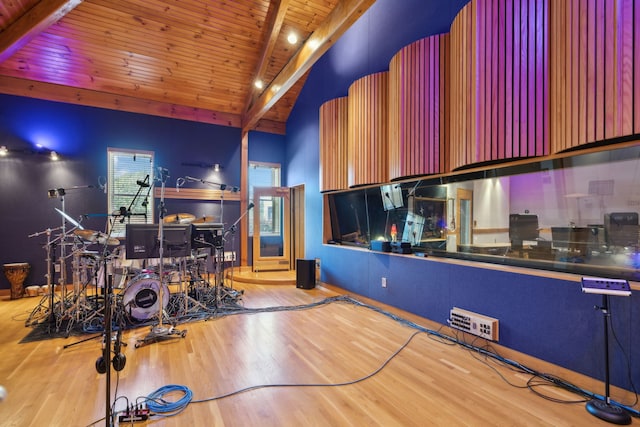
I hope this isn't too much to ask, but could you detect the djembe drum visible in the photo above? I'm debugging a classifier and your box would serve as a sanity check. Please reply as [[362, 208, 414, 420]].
[[3, 263, 30, 299]]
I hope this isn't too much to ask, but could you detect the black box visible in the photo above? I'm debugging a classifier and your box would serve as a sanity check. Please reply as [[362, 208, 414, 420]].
[[296, 259, 315, 289], [390, 241, 412, 254]]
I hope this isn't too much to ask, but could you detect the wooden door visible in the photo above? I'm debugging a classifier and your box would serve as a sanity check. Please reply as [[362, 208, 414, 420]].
[[253, 187, 291, 271]]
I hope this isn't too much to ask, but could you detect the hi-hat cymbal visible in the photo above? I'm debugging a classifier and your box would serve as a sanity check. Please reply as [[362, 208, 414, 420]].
[[74, 229, 120, 246], [191, 215, 215, 224], [163, 213, 195, 224]]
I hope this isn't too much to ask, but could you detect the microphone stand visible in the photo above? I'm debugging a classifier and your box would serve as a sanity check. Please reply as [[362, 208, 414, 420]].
[[94, 214, 127, 427], [222, 203, 254, 296], [137, 168, 186, 348], [118, 175, 150, 225], [581, 277, 632, 425]]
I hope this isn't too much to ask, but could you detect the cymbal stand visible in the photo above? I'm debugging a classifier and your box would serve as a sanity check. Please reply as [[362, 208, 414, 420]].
[[62, 246, 103, 337], [137, 167, 186, 347], [63, 214, 123, 346], [25, 226, 64, 329]]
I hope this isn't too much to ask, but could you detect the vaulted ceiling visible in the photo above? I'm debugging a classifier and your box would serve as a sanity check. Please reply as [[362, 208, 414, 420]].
[[0, 0, 375, 135]]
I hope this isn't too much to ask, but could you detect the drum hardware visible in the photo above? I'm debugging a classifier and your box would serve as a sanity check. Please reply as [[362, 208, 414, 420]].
[[26, 187, 93, 330], [25, 226, 66, 329]]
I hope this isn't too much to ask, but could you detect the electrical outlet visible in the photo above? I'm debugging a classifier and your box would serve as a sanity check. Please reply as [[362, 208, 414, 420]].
[[449, 307, 499, 341], [381, 277, 387, 288]]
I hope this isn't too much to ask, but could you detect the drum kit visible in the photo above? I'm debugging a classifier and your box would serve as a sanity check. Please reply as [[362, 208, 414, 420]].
[[25, 207, 243, 337]]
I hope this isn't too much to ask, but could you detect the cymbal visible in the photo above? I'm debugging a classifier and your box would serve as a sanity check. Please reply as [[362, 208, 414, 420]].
[[191, 215, 215, 224], [74, 229, 120, 246], [163, 213, 195, 224]]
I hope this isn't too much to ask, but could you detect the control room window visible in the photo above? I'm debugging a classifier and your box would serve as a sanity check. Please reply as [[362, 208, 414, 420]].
[[107, 148, 154, 237], [248, 161, 281, 235]]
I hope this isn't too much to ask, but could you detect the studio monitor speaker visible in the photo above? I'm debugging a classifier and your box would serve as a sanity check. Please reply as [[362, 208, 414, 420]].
[[296, 259, 315, 289]]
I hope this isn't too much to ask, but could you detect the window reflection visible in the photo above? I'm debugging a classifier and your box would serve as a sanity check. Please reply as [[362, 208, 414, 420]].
[[326, 144, 640, 281]]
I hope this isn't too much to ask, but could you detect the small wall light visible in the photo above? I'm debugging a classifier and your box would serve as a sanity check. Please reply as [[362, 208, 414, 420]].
[[50, 151, 59, 161], [0, 146, 8, 156]]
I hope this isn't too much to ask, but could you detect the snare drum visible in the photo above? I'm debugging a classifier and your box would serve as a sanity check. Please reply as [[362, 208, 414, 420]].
[[3, 263, 30, 299], [122, 273, 170, 321]]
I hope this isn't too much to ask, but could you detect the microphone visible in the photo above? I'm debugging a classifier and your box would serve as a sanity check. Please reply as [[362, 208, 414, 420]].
[[248, 202, 254, 210], [136, 174, 150, 187]]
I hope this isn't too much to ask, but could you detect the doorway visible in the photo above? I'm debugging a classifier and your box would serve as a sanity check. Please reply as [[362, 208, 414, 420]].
[[456, 188, 473, 248]]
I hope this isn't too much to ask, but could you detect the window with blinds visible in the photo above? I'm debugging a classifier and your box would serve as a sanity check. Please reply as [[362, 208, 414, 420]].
[[107, 148, 154, 237], [248, 161, 281, 235]]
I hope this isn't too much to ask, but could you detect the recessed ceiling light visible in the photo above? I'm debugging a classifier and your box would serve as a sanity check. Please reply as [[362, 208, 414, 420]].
[[254, 80, 264, 89], [287, 32, 298, 44]]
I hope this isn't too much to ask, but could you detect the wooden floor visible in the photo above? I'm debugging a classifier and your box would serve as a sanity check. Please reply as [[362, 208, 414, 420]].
[[0, 276, 634, 426]]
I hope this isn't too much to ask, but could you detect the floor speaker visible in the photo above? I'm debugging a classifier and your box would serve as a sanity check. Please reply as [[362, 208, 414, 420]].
[[296, 259, 315, 289]]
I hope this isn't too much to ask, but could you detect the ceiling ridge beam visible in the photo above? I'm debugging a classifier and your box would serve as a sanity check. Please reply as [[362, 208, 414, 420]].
[[242, 0, 291, 115], [0, 0, 84, 63], [241, 0, 376, 133]]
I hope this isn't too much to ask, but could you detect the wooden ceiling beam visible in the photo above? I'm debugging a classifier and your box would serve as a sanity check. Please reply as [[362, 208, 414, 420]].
[[242, 0, 376, 133], [242, 0, 291, 114], [0, 0, 84, 63], [0, 75, 242, 128]]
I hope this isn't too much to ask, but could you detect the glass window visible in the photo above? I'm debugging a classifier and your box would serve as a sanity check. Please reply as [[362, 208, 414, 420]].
[[107, 148, 154, 237], [248, 161, 281, 235], [325, 143, 640, 282]]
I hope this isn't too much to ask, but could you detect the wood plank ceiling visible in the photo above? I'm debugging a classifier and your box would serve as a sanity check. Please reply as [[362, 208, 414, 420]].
[[0, 0, 375, 135]]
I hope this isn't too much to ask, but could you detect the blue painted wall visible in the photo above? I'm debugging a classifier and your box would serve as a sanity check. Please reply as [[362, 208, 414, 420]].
[[0, 95, 285, 285], [284, 0, 639, 392]]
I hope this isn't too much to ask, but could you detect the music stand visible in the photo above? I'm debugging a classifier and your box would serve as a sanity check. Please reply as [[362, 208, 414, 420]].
[[581, 276, 632, 425]]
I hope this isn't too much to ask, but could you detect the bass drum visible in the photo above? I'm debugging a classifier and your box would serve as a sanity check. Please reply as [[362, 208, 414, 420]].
[[122, 273, 170, 321]]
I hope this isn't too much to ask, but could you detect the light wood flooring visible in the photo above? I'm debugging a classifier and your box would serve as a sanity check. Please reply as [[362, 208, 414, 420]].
[[0, 279, 635, 426]]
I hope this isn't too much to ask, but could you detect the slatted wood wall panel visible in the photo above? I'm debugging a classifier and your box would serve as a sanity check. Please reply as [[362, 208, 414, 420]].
[[389, 34, 450, 180], [550, 0, 640, 152], [319, 97, 349, 192], [348, 71, 389, 187], [449, 0, 549, 171]]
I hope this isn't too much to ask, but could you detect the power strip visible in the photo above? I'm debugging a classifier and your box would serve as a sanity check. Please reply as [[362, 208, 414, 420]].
[[449, 307, 499, 341], [118, 407, 150, 423]]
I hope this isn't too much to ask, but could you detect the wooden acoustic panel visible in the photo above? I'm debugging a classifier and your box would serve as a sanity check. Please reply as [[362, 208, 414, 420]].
[[550, 0, 640, 152], [389, 34, 450, 180], [348, 71, 389, 187], [449, 0, 549, 170], [319, 97, 349, 192]]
